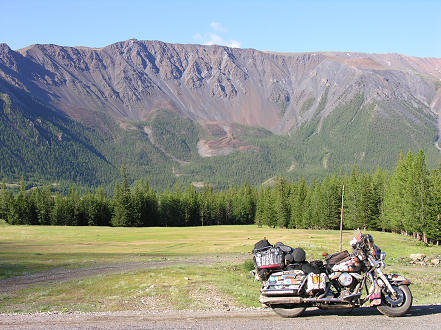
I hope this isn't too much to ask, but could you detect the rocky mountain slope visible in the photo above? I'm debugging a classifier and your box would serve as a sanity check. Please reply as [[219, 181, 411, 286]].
[[1, 39, 440, 188]]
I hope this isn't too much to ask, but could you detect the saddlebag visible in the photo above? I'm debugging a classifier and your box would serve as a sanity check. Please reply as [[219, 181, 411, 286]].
[[305, 272, 327, 293], [261, 270, 306, 296]]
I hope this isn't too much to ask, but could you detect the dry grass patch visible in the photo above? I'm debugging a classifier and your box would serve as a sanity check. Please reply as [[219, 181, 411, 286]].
[[1, 224, 441, 278], [0, 263, 260, 313]]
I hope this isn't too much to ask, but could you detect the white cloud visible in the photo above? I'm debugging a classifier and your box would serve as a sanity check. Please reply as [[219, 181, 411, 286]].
[[192, 22, 241, 48], [206, 33, 224, 45], [192, 33, 203, 42], [228, 40, 241, 48], [210, 21, 227, 33]]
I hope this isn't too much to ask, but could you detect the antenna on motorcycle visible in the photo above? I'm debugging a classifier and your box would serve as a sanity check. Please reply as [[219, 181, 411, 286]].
[[339, 185, 345, 252]]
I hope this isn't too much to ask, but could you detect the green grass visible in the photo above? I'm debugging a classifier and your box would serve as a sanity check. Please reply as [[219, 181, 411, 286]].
[[0, 263, 262, 313], [386, 264, 441, 306], [1, 224, 440, 277], [1, 225, 440, 312]]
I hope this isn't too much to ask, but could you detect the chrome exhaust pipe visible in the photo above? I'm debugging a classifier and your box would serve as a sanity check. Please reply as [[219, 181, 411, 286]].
[[260, 295, 357, 305], [259, 296, 302, 305], [302, 297, 345, 303]]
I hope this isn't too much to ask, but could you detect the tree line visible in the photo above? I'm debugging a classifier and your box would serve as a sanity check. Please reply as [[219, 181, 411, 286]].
[[0, 166, 256, 228], [1, 150, 441, 243]]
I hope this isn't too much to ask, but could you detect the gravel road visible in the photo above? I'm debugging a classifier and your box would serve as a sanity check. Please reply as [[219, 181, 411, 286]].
[[0, 254, 249, 294], [2, 254, 441, 329], [1, 305, 441, 329]]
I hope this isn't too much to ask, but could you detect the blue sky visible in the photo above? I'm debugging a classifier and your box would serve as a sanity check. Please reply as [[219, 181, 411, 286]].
[[1, 0, 440, 57]]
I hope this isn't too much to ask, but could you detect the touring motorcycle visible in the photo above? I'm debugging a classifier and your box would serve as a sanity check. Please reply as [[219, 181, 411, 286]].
[[252, 233, 412, 318]]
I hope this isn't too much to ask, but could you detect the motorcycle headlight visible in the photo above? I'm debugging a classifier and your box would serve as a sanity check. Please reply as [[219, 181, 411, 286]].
[[350, 237, 358, 247]]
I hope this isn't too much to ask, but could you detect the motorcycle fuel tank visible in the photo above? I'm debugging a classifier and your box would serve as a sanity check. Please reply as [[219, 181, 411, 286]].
[[331, 255, 361, 272]]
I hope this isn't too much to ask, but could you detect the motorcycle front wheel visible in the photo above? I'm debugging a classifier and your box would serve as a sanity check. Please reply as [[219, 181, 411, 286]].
[[377, 285, 412, 317], [271, 304, 306, 318]]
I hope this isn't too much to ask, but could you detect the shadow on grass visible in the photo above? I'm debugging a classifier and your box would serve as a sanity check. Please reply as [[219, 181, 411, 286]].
[[302, 304, 441, 317], [0, 263, 43, 279], [0, 252, 164, 280]]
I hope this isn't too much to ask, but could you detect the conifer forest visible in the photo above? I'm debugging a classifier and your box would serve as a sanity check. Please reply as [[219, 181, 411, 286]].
[[1, 150, 441, 244]]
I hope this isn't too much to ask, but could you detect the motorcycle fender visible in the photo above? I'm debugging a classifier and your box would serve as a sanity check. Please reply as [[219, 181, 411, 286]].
[[387, 274, 411, 285]]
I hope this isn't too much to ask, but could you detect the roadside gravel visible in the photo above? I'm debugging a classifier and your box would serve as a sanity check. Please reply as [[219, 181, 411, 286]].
[[2, 254, 441, 329], [1, 305, 441, 329]]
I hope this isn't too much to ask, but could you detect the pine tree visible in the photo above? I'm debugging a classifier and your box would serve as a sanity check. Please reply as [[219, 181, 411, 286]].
[[35, 186, 54, 225], [358, 173, 376, 230], [139, 180, 158, 227], [199, 184, 214, 226], [373, 167, 388, 231], [406, 150, 432, 241], [230, 183, 255, 225], [382, 151, 410, 232], [319, 175, 341, 229], [301, 185, 314, 229], [158, 189, 183, 227], [428, 164, 441, 241], [67, 186, 87, 226], [254, 189, 265, 227], [260, 187, 276, 227], [8, 176, 37, 225], [182, 183, 199, 226], [309, 181, 322, 228], [274, 177, 290, 228], [51, 192, 75, 225], [344, 166, 361, 229], [111, 165, 134, 227], [87, 186, 111, 226], [213, 191, 227, 225], [0, 181, 13, 221], [289, 179, 307, 228]]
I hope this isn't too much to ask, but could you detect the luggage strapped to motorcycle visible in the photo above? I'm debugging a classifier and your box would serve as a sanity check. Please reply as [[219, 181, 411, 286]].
[[253, 246, 284, 270]]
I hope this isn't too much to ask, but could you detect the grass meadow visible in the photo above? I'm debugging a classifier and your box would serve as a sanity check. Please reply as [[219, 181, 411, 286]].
[[1, 221, 441, 312]]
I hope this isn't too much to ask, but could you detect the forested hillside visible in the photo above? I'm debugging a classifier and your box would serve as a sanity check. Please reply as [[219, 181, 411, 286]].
[[1, 151, 440, 243], [1, 40, 440, 190]]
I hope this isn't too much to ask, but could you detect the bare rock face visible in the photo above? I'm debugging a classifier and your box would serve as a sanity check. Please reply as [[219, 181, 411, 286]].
[[1, 39, 441, 137]]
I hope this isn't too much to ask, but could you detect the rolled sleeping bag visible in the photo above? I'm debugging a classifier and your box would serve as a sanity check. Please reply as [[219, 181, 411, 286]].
[[293, 247, 306, 263], [274, 242, 294, 254]]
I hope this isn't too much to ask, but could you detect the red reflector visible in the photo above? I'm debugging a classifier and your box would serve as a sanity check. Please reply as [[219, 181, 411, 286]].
[[260, 265, 280, 269]]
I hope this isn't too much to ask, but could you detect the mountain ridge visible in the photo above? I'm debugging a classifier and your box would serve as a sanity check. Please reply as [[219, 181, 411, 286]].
[[0, 39, 440, 188]]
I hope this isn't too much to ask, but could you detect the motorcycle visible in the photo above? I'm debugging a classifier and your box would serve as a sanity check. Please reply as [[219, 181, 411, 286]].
[[253, 233, 412, 318]]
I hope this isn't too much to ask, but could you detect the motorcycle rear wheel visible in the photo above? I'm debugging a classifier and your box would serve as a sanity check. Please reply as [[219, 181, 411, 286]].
[[271, 304, 306, 318], [377, 285, 412, 317]]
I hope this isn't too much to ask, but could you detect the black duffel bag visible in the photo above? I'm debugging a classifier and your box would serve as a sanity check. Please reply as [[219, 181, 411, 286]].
[[253, 239, 272, 252], [309, 260, 325, 274]]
